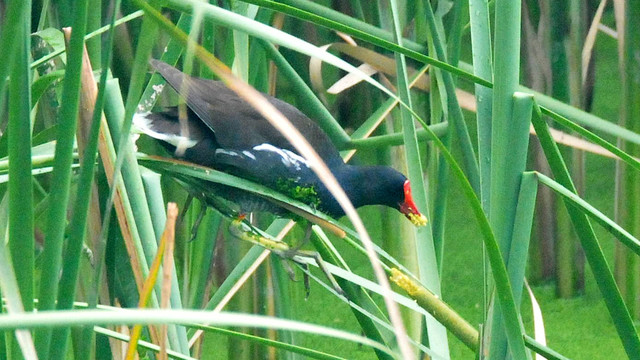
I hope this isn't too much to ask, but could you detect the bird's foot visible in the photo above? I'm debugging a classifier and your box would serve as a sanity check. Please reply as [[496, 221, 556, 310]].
[[278, 248, 344, 298], [229, 215, 290, 252], [228, 216, 344, 298], [274, 255, 312, 299]]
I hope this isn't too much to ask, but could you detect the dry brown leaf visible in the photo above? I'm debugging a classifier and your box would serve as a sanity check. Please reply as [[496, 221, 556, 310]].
[[310, 42, 430, 97], [308, 44, 332, 105], [336, 31, 357, 46], [598, 23, 618, 39], [529, 124, 622, 160], [159, 203, 178, 360], [613, 0, 624, 64], [327, 63, 378, 94], [582, 0, 608, 85], [456, 89, 477, 113], [323, 44, 481, 111], [331, 43, 430, 90], [320, 44, 613, 161]]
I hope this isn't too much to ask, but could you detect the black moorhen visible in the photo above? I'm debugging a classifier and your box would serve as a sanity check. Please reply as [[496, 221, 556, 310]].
[[135, 59, 427, 227]]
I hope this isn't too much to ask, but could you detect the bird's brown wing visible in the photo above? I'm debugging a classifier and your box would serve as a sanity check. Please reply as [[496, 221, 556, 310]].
[[150, 59, 343, 166]]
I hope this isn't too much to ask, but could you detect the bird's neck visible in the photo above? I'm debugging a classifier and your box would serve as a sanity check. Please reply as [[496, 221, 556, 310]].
[[311, 164, 402, 217], [332, 164, 388, 208]]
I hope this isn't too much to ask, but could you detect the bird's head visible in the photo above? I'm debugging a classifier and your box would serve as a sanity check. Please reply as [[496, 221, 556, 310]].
[[397, 179, 428, 227], [351, 166, 428, 227]]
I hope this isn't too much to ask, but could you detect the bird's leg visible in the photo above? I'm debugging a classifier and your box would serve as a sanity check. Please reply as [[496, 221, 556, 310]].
[[279, 256, 298, 281], [285, 259, 310, 299], [272, 247, 312, 299], [287, 250, 344, 297], [177, 193, 208, 242], [228, 216, 343, 297], [289, 222, 313, 253], [188, 202, 208, 242], [284, 223, 316, 298], [228, 216, 291, 252], [178, 194, 194, 227], [228, 216, 308, 294]]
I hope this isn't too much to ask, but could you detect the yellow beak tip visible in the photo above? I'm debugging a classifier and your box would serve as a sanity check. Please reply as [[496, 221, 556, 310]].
[[408, 213, 428, 227]]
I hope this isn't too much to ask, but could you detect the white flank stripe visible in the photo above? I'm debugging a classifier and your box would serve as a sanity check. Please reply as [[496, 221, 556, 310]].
[[242, 150, 257, 160], [132, 112, 198, 149], [215, 149, 240, 158], [253, 143, 311, 170]]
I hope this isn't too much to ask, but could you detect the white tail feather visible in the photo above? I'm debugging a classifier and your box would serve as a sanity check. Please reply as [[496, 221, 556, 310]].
[[132, 112, 197, 150]]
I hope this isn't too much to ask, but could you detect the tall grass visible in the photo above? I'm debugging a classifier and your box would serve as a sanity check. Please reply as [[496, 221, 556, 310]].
[[614, 0, 640, 321]]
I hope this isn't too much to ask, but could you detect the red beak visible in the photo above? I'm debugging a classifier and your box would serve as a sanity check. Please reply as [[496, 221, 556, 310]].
[[398, 180, 428, 226]]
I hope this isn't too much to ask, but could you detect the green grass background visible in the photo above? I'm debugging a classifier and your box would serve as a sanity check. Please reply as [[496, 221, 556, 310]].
[[202, 13, 634, 359]]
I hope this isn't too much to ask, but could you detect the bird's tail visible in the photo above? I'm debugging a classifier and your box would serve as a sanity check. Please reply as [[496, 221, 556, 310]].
[[132, 111, 198, 155]]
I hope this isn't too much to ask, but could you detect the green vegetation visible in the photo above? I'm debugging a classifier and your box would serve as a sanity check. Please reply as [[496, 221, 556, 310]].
[[276, 178, 321, 206]]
